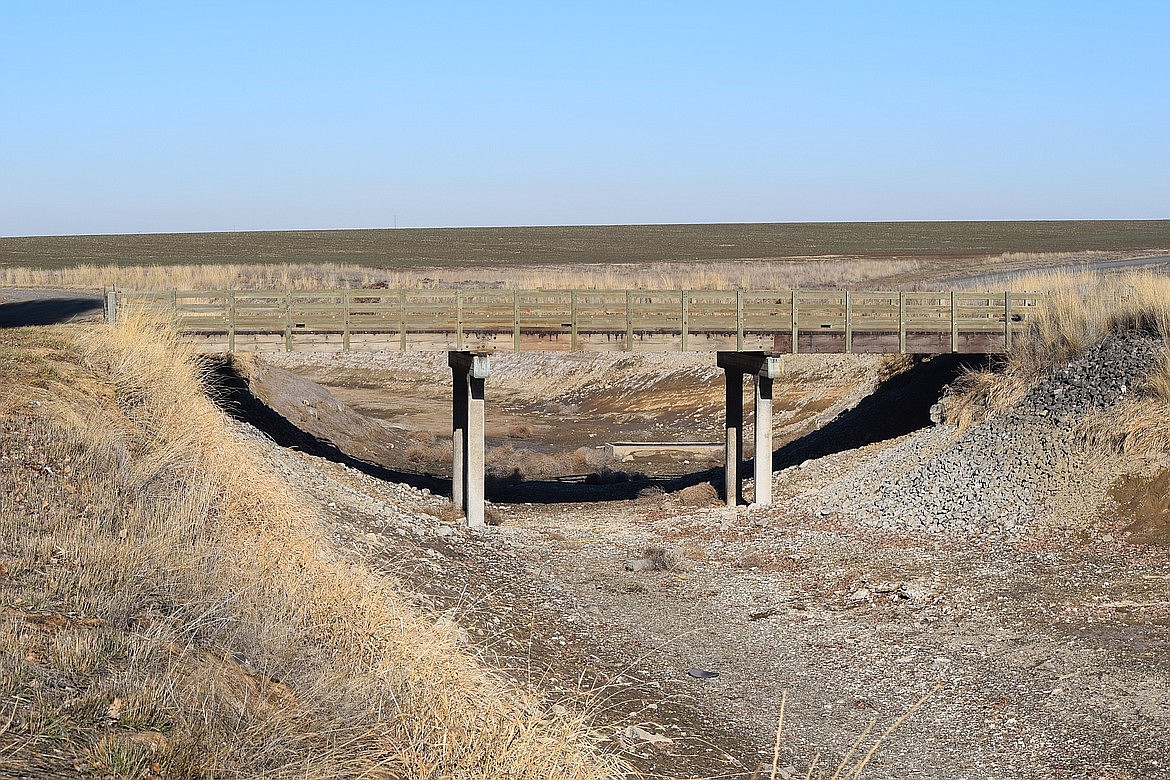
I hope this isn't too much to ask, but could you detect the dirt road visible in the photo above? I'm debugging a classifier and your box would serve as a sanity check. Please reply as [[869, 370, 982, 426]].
[[0, 287, 104, 327]]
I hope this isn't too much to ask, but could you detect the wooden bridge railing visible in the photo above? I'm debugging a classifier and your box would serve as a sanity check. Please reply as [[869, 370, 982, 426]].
[[111, 288, 1043, 354]]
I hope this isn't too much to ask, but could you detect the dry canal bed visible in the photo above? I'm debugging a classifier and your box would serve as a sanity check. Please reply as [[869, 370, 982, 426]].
[[235, 348, 1170, 779]]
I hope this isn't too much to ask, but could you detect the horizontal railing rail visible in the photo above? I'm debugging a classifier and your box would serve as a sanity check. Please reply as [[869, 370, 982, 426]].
[[111, 288, 1045, 354]]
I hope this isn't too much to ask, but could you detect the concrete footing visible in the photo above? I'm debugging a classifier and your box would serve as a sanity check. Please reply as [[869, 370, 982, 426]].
[[717, 351, 782, 506], [449, 351, 491, 528]]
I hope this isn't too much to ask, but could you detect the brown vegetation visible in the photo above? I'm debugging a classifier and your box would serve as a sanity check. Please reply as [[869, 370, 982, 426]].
[[0, 257, 919, 292], [0, 317, 624, 778], [941, 270, 1170, 544], [946, 270, 1170, 434]]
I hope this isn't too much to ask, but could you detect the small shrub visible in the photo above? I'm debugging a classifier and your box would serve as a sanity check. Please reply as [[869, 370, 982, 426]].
[[676, 482, 718, 506], [584, 467, 629, 486], [641, 545, 682, 571]]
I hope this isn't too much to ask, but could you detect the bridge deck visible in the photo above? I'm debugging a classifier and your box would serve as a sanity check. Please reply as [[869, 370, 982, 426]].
[[113, 288, 1039, 354]]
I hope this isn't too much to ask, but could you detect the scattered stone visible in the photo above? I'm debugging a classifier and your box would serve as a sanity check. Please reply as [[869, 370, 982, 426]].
[[622, 724, 673, 745], [901, 582, 938, 602], [929, 402, 946, 424], [625, 558, 657, 572]]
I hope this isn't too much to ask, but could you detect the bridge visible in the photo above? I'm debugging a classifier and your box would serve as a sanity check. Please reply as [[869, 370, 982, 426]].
[[108, 288, 1039, 526], [110, 287, 1036, 354]]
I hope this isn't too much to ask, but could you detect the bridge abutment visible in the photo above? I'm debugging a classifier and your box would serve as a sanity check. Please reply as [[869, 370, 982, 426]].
[[449, 351, 491, 528]]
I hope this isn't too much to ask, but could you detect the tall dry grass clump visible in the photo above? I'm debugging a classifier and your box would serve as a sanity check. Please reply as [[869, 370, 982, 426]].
[[0, 315, 625, 778], [946, 270, 1170, 442]]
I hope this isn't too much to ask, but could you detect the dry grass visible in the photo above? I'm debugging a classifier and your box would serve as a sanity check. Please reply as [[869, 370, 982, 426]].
[[751, 684, 940, 780], [945, 270, 1170, 446], [0, 257, 920, 292], [0, 316, 625, 778]]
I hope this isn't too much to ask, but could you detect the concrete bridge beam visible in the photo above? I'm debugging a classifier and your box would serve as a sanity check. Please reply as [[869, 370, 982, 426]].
[[718, 351, 782, 507], [449, 351, 491, 528]]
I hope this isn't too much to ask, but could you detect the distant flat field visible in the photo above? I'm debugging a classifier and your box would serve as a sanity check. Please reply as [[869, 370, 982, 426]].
[[2, 220, 1168, 269]]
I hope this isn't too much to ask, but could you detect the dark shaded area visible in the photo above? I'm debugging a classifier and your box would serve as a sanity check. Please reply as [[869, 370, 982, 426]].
[[0, 296, 103, 327], [490, 353, 993, 503], [210, 355, 703, 503], [765, 352, 992, 471], [208, 361, 447, 494], [209, 351, 991, 506]]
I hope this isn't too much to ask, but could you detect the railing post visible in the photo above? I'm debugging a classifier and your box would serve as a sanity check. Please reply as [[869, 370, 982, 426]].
[[570, 290, 579, 352], [736, 290, 744, 351], [170, 288, 177, 322], [105, 290, 117, 325], [844, 290, 853, 354], [398, 289, 407, 352], [898, 291, 906, 354], [680, 290, 689, 352], [228, 292, 236, 353], [455, 290, 464, 350], [1004, 291, 1012, 351], [790, 290, 798, 354], [950, 291, 958, 353], [283, 291, 292, 351], [624, 290, 633, 352], [342, 290, 350, 352], [513, 290, 520, 352]]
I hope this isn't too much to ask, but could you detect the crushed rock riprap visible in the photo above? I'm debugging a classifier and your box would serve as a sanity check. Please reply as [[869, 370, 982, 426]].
[[793, 331, 1166, 533], [1013, 330, 1165, 421]]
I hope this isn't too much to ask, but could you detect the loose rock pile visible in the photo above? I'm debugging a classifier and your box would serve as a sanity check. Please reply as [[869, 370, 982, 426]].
[[800, 331, 1165, 533], [1013, 331, 1163, 421]]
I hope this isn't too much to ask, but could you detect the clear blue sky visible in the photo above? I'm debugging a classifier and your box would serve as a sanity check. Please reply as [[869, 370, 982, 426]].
[[2, 1, 1167, 235]]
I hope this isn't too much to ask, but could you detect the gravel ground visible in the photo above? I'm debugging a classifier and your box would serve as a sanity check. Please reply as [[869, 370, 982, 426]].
[[221, 332, 1170, 779], [801, 332, 1166, 535]]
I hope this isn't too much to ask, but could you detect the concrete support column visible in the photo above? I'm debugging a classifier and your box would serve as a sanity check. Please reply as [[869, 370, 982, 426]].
[[466, 374, 486, 526], [754, 373, 774, 506], [723, 369, 744, 506], [717, 351, 782, 507], [451, 367, 468, 511], [449, 351, 492, 528]]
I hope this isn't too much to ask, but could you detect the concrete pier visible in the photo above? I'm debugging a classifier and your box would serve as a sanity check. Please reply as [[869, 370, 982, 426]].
[[449, 351, 491, 528], [717, 351, 782, 506]]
